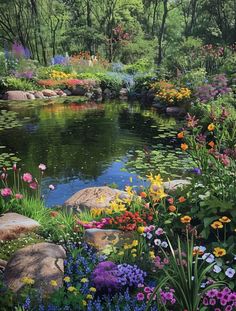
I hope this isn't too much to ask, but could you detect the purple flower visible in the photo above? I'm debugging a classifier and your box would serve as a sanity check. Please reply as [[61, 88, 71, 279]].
[[225, 267, 235, 278]]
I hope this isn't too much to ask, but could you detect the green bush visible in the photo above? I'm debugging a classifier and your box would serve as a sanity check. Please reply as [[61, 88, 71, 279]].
[[124, 58, 153, 74], [0, 76, 38, 91], [95, 72, 123, 93], [178, 68, 207, 89]]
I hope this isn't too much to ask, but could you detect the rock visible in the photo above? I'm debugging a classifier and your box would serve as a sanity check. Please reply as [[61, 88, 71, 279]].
[[34, 91, 45, 99], [92, 87, 103, 102], [70, 85, 86, 96], [0, 259, 7, 273], [164, 179, 191, 191], [64, 186, 129, 211], [63, 89, 72, 96], [152, 101, 166, 111], [103, 88, 112, 98], [42, 89, 57, 97], [119, 88, 128, 99], [4, 91, 28, 101], [166, 106, 186, 117], [4, 243, 66, 293], [0, 213, 40, 241], [55, 89, 66, 96], [26, 93, 35, 100], [84, 229, 133, 250]]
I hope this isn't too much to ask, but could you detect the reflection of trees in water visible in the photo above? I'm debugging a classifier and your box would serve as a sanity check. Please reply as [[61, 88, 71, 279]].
[[1, 102, 149, 181]]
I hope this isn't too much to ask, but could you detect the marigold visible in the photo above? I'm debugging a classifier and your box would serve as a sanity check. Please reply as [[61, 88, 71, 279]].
[[178, 196, 186, 203], [180, 215, 192, 223], [219, 216, 231, 223], [211, 221, 223, 229], [213, 247, 226, 257], [208, 141, 215, 148], [177, 132, 184, 139], [181, 143, 188, 151], [168, 205, 177, 212], [140, 191, 147, 198], [208, 123, 215, 131]]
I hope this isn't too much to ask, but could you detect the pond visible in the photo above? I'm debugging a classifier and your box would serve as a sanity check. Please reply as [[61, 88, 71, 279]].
[[0, 99, 193, 207]]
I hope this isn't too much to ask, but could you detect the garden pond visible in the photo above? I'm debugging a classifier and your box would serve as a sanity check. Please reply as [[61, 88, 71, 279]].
[[0, 99, 193, 207]]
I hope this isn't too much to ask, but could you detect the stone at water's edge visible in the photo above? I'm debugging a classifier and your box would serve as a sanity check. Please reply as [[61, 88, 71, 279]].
[[0, 213, 40, 241], [166, 106, 186, 117], [0, 259, 7, 273], [164, 179, 191, 191], [84, 228, 134, 250], [3, 91, 28, 101], [4, 243, 66, 293], [42, 89, 58, 97], [64, 186, 129, 211]]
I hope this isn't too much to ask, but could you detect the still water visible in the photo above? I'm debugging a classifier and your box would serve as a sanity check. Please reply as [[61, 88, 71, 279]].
[[0, 100, 186, 207]]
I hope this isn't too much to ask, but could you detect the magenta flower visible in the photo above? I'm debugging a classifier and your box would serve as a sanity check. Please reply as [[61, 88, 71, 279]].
[[155, 227, 164, 236], [15, 193, 23, 199], [13, 163, 17, 171], [144, 287, 152, 293], [1, 188, 12, 197], [38, 163, 46, 171], [22, 173, 33, 183], [136, 292, 145, 301], [29, 182, 38, 190]]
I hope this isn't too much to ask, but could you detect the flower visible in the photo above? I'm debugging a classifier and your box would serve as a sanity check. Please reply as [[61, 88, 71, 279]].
[[168, 205, 176, 212], [140, 191, 147, 198], [63, 276, 70, 282], [22, 173, 33, 183], [202, 253, 215, 263], [177, 132, 184, 139], [81, 278, 89, 283], [50, 280, 58, 287], [181, 143, 188, 151], [180, 215, 192, 223], [86, 294, 93, 299], [178, 196, 186, 203], [50, 211, 59, 217], [219, 216, 231, 223], [38, 163, 46, 171], [213, 265, 222, 273], [21, 277, 35, 285], [136, 292, 145, 301], [208, 123, 215, 131], [15, 193, 23, 199], [161, 241, 168, 248], [225, 267, 235, 278], [155, 228, 164, 236], [89, 287, 96, 292], [49, 184, 55, 190], [68, 286, 76, 292], [211, 221, 223, 229], [208, 141, 215, 148], [213, 247, 226, 257], [13, 163, 17, 171], [1, 187, 12, 197], [137, 226, 145, 234], [29, 182, 38, 190]]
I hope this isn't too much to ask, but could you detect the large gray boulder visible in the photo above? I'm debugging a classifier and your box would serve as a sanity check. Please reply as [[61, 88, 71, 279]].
[[164, 179, 191, 191], [64, 186, 129, 211], [0, 213, 40, 241], [4, 243, 66, 293], [4, 91, 28, 101]]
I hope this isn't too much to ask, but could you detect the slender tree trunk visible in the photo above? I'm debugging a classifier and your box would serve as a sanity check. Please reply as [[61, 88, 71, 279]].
[[157, 0, 168, 65]]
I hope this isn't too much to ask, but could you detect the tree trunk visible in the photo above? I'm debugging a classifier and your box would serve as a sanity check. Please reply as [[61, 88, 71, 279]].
[[157, 0, 168, 65]]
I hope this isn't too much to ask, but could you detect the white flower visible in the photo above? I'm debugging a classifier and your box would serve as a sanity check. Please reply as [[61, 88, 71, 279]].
[[202, 253, 215, 263], [38, 163, 47, 171], [154, 239, 161, 246], [213, 265, 222, 273], [225, 267, 235, 278], [49, 184, 55, 190], [161, 241, 168, 248], [200, 282, 207, 288]]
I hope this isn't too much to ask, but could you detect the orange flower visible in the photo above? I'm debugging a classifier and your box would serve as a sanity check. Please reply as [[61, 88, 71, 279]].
[[177, 132, 184, 139], [167, 197, 174, 204], [168, 205, 177, 212], [208, 141, 215, 148], [211, 221, 223, 229], [140, 191, 147, 198], [181, 143, 188, 151], [178, 196, 186, 203], [50, 211, 59, 217], [219, 216, 231, 223], [180, 215, 192, 223], [208, 123, 215, 131]]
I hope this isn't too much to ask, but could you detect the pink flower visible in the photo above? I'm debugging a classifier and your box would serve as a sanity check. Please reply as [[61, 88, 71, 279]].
[[15, 193, 23, 199], [29, 181, 38, 190], [1, 188, 12, 197], [13, 163, 17, 171], [49, 184, 55, 190], [136, 292, 145, 301], [155, 228, 164, 236], [0, 173, 7, 180], [38, 163, 46, 171], [22, 173, 33, 183]]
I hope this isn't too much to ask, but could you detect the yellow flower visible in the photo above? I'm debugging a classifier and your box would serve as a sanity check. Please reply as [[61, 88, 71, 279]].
[[118, 251, 124, 256], [21, 277, 35, 285], [149, 251, 155, 259], [219, 216, 231, 223], [89, 287, 96, 292], [132, 253, 137, 257], [68, 286, 76, 292], [137, 226, 145, 234], [211, 221, 223, 229], [82, 300, 87, 306], [125, 185, 134, 196], [81, 278, 88, 283], [180, 215, 192, 223], [86, 294, 93, 300], [64, 276, 71, 283], [208, 123, 215, 131], [152, 174, 163, 187], [131, 248, 137, 253], [50, 280, 58, 287], [132, 240, 139, 247], [213, 247, 226, 257], [181, 143, 188, 151]]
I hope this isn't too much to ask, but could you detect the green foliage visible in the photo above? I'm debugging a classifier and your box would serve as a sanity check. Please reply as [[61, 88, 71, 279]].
[[0, 76, 37, 91], [124, 58, 154, 74], [96, 73, 123, 93], [179, 68, 207, 88]]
